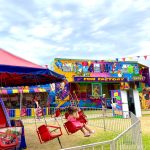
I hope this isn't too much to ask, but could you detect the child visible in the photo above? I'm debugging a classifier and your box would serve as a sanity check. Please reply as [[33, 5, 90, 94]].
[[67, 106, 95, 137]]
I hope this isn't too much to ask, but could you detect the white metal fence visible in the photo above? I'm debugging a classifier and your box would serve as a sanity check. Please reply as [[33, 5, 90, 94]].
[[61, 109, 143, 150]]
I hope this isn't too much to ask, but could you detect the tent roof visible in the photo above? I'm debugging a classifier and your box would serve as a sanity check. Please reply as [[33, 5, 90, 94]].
[[0, 49, 65, 87], [0, 48, 43, 68], [0, 65, 66, 87]]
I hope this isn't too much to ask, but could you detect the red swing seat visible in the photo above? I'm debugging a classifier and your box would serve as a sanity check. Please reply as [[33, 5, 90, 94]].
[[77, 111, 88, 124], [37, 125, 62, 144], [54, 109, 61, 117], [65, 111, 87, 124], [0, 132, 18, 150], [64, 121, 84, 135], [64, 112, 69, 119]]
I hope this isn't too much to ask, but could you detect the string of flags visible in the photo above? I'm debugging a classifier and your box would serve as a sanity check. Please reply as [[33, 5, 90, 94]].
[[45, 55, 150, 69], [115, 55, 150, 62]]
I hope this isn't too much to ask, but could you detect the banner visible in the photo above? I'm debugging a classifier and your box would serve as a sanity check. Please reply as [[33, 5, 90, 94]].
[[74, 77, 127, 82]]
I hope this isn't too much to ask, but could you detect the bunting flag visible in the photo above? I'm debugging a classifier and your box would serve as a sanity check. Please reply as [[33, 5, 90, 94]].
[[51, 55, 150, 69], [122, 58, 126, 61], [45, 65, 48, 68], [109, 55, 149, 62], [128, 57, 133, 60], [144, 55, 147, 60]]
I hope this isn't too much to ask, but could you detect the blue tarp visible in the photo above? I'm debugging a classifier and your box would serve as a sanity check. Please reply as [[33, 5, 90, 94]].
[[0, 65, 65, 87]]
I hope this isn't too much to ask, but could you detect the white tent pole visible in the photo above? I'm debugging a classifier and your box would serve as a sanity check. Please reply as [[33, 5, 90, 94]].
[[20, 92, 23, 120]]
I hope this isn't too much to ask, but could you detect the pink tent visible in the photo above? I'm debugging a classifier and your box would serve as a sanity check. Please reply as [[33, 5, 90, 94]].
[[0, 48, 43, 68], [0, 48, 65, 87]]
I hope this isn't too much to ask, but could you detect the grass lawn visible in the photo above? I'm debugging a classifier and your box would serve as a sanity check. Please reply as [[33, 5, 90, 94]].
[[141, 116, 150, 150]]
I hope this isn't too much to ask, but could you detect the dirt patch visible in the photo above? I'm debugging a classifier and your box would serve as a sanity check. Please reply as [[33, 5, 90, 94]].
[[141, 116, 150, 134]]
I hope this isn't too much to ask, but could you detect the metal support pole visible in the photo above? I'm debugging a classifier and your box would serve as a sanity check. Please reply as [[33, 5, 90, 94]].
[[20, 92, 23, 120], [102, 108, 106, 131], [110, 140, 116, 150], [57, 137, 63, 149]]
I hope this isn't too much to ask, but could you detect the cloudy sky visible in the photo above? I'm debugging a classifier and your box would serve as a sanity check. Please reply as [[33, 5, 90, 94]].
[[0, 0, 150, 67]]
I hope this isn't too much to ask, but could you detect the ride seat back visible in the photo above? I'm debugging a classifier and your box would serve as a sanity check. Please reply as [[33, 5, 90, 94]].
[[37, 125, 52, 142], [64, 121, 83, 134]]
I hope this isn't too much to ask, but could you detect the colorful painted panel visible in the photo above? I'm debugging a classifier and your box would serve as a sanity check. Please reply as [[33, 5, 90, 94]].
[[0, 84, 51, 95], [111, 90, 123, 116], [140, 87, 150, 109], [54, 58, 147, 83], [55, 82, 70, 107]]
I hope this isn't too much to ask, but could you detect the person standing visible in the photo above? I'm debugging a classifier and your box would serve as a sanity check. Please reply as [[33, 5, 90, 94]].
[[101, 94, 107, 115]]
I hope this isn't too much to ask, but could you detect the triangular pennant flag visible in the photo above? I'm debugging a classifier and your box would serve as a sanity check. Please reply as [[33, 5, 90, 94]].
[[45, 65, 48, 68], [144, 55, 147, 60], [122, 58, 126, 61], [128, 57, 132, 60]]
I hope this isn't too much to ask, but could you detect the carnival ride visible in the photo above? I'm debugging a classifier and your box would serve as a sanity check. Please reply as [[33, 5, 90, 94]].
[[51, 90, 88, 137], [0, 98, 25, 150], [0, 49, 66, 149]]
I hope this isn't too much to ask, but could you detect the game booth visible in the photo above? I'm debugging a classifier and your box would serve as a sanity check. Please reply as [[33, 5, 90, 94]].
[[0, 49, 65, 149], [0, 98, 27, 150], [54, 58, 150, 117], [0, 84, 53, 118]]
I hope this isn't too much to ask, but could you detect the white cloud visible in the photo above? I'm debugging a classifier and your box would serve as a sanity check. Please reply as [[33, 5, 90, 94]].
[[30, 21, 61, 38], [134, 0, 150, 11], [51, 10, 72, 18], [110, 0, 134, 14], [52, 27, 73, 42], [0, 36, 55, 64], [0, 0, 150, 67], [139, 41, 150, 54], [79, 0, 104, 8], [92, 17, 111, 31]]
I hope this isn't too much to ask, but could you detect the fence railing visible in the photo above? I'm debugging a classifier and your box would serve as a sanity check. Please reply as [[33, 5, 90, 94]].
[[61, 111, 143, 150], [113, 119, 143, 150]]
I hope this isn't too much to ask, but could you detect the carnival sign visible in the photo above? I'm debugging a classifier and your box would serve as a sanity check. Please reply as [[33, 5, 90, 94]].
[[132, 76, 145, 81], [74, 77, 127, 82]]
